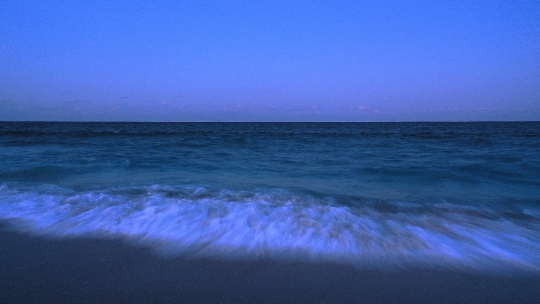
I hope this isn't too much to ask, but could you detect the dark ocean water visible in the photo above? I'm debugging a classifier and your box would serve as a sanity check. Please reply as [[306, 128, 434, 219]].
[[0, 122, 539, 273]]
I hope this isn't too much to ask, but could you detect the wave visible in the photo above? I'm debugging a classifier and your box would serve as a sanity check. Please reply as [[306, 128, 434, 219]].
[[0, 184, 539, 273]]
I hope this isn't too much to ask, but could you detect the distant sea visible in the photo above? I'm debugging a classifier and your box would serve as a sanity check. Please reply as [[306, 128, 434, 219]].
[[1, 122, 539, 273]]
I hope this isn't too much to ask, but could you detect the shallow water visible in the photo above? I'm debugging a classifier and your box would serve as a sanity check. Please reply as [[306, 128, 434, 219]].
[[1, 122, 539, 272]]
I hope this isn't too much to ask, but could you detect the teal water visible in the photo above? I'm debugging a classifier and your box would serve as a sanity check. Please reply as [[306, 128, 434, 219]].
[[1, 122, 539, 272]]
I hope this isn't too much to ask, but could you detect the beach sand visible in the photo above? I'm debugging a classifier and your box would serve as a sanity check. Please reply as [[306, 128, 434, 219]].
[[1, 226, 539, 303]]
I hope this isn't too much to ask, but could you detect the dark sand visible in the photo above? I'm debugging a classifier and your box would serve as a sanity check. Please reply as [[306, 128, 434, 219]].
[[1, 227, 539, 303]]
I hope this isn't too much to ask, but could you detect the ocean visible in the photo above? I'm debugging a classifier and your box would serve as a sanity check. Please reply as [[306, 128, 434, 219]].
[[1, 121, 539, 273]]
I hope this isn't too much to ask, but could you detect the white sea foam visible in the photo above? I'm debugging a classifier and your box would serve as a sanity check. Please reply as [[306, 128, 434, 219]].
[[0, 185, 539, 273]]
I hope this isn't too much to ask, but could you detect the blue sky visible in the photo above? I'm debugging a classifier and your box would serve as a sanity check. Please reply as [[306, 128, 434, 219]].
[[1, 1, 539, 121]]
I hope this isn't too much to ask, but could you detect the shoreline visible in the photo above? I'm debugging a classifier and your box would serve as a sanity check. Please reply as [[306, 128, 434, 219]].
[[1, 226, 540, 303]]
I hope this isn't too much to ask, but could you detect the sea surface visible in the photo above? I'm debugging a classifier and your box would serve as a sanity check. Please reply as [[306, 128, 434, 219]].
[[0, 122, 539, 273]]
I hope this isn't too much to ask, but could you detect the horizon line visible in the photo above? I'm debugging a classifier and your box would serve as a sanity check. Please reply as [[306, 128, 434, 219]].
[[1, 120, 539, 123]]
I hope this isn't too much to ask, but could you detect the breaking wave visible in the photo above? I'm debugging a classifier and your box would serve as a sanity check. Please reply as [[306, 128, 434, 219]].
[[0, 184, 539, 273]]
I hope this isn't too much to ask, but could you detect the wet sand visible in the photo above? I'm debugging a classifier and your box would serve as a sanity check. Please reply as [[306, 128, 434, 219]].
[[1, 227, 539, 303]]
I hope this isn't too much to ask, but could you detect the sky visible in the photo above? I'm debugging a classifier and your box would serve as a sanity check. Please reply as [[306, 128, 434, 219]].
[[1, 1, 539, 121]]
